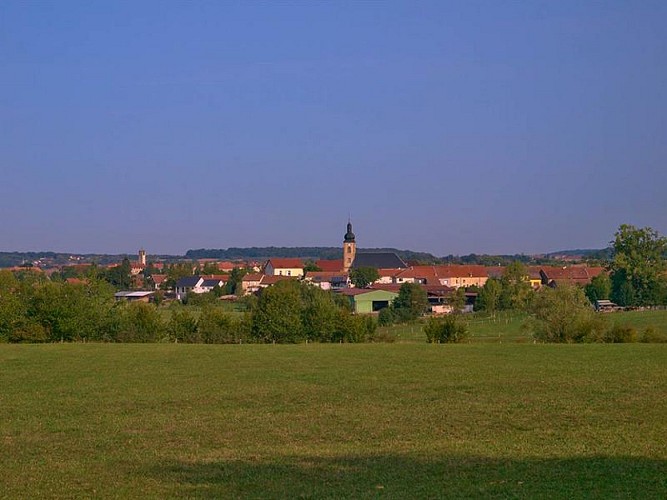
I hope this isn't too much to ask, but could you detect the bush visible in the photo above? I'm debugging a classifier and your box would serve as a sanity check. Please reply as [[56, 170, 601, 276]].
[[424, 315, 469, 343], [198, 306, 245, 343], [114, 302, 165, 342], [528, 286, 604, 343], [168, 308, 199, 343], [378, 307, 396, 326], [604, 324, 638, 343], [639, 326, 667, 343]]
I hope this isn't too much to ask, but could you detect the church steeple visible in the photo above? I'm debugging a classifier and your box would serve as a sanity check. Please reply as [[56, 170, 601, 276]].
[[343, 219, 356, 271], [344, 220, 355, 243]]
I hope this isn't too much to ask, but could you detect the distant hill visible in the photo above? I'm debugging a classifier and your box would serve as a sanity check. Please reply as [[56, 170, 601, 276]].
[[545, 248, 613, 261], [0, 246, 614, 270], [184, 247, 441, 263]]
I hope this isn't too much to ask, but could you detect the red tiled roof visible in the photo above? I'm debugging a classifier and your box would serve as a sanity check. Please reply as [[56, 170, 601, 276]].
[[315, 259, 344, 272], [540, 266, 606, 284], [266, 258, 304, 269], [433, 265, 488, 278], [260, 275, 297, 285], [377, 268, 402, 278], [200, 274, 229, 281], [151, 274, 167, 284], [242, 273, 263, 282]]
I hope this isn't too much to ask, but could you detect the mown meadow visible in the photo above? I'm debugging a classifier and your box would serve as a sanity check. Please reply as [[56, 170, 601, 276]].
[[1, 343, 666, 498]]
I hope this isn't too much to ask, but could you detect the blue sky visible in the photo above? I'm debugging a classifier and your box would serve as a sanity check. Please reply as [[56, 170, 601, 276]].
[[1, 1, 665, 256]]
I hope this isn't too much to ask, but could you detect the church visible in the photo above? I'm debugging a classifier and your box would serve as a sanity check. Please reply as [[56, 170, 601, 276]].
[[316, 221, 408, 273]]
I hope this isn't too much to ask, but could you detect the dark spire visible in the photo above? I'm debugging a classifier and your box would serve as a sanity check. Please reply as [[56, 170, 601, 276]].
[[344, 220, 355, 242]]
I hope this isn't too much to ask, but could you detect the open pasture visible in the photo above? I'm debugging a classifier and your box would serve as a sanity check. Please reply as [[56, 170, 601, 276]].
[[1, 343, 666, 498]]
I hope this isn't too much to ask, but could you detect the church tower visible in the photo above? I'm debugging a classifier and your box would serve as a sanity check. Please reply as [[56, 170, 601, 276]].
[[343, 220, 356, 272], [138, 249, 146, 266]]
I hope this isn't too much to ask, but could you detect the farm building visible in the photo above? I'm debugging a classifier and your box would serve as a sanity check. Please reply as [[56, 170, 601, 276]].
[[338, 288, 398, 314]]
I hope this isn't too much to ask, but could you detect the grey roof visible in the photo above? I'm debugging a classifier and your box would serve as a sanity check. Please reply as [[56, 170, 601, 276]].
[[176, 276, 201, 288], [201, 279, 223, 287], [352, 252, 407, 269]]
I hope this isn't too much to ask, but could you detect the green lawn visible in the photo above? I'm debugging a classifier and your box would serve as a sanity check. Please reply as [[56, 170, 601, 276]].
[[383, 309, 667, 343], [1, 344, 666, 498]]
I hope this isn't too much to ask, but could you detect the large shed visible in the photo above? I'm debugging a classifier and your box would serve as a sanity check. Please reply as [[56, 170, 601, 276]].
[[338, 288, 398, 314]]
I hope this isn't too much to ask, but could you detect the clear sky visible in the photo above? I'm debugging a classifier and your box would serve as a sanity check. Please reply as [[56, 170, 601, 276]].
[[1, 1, 665, 256]]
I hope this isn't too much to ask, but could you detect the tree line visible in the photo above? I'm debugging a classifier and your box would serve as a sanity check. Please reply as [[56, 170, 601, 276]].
[[0, 274, 378, 344]]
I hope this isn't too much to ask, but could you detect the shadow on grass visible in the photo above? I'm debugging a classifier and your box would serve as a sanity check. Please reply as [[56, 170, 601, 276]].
[[151, 453, 667, 498]]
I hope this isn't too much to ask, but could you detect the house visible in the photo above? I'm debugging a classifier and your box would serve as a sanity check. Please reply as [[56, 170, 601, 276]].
[[258, 275, 297, 288], [337, 288, 399, 314], [394, 266, 440, 285], [241, 273, 263, 295], [264, 258, 305, 277], [540, 266, 605, 287], [304, 271, 350, 290], [175, 275, 226, 300], [374, 268, 402, 284], [433, 265, 488, 288], [175, 276, 202, 300], [150, 274, 168, 290]]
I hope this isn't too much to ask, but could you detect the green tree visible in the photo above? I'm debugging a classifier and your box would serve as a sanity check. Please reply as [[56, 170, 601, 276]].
[[476, 278, 502, 315], [198, 306, 243, 343], [301, 286, 339, 342], [349, 267, 380, 288], [585, 273, 612, 304], [303, 261, 322, 273], [251, 280, 304, 343], [392, 283, 429, 321], [527, 285, 606, 343], [103, 258, 132, 289], [168, 308, 199, 343], [114, 302, 165, 342], [499, 262, 533, 310], [447, 288, 467, 313], [223, 267, 247, 295], [610, 224, 667, 306], [424, 315, 469, 343]]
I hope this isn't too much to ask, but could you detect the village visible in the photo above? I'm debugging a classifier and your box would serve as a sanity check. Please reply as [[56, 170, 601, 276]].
[[8, 221, 604, 315]]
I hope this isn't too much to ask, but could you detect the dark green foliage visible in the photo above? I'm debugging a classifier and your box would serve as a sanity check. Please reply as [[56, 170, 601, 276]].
[[378, 307, 397, 326], [476, 263, 533, 314], [392, 283, 429, 321], [114, 302, 165, 342], [527, 286, 608, 343], [168, 308, 199, 343], [102, 258, 132, 289], [223, 268, 247, 295], [252, 280, 305, 343], [475, 278, 502, 315], [585, 273, 612, 303], [610, 224, 667, 306], [603, 324, 638, 344], [198, 306, 246, 344], [185, 246, 439, 263], [349, 267, 380, 288], [447, 288, 467, 312], [249, 281, 375, 343], [424, 315, 469, 343]]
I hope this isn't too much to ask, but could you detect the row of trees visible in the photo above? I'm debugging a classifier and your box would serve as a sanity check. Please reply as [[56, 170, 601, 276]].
[[0, 272, 378, 344]]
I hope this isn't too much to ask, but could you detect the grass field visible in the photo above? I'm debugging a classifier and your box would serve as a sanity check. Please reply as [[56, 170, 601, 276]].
[[1, 343, 666, 498], [383, 309, 667, 343]]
